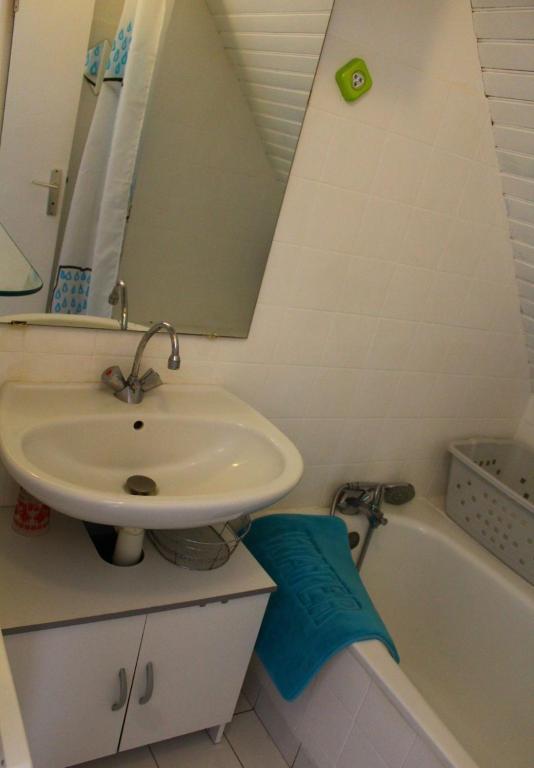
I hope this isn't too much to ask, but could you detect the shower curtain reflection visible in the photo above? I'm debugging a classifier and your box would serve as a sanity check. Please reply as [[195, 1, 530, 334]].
[[51, 0, 166, 318]]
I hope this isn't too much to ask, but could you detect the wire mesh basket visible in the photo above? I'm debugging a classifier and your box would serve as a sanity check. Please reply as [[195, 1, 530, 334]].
[[447, 439, 533, 585], [148, 514, 251, 570]]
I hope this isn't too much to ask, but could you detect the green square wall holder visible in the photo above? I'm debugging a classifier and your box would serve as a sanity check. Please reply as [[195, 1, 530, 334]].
[[335, 58, 372, 102]]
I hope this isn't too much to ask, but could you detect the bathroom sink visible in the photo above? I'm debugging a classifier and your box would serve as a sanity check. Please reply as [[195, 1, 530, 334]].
[[0, 383, 303, 528]]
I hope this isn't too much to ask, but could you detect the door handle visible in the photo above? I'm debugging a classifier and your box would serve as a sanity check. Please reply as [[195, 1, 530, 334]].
[[31, 169, 62, 215], [31, 181, 60, 190], [139, 662, 154, 705], [111, 667, 128, 711]]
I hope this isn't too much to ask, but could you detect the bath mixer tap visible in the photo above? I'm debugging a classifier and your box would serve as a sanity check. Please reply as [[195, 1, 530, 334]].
[[101, 321, 180, 404], [108, 280, 128, 330], [330, 481, 415, 569]]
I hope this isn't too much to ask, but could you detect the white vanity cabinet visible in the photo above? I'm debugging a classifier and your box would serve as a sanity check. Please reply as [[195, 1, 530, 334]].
[[6, 594, 269, 768], [0, 512, 275, 768]]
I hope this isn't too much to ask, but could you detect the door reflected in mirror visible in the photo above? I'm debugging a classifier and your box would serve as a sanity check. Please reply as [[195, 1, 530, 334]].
[[0, 0, 333, 335]]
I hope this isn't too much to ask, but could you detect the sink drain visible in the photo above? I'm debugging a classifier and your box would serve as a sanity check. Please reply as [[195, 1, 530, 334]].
[[125, 475, 157, 496]]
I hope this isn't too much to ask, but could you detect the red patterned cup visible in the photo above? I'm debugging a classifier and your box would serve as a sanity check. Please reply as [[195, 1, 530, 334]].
[[12, 488, 51, 536]]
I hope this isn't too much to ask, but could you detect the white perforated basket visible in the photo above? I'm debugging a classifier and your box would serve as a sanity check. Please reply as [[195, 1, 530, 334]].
[[447, 439, 534, 585]]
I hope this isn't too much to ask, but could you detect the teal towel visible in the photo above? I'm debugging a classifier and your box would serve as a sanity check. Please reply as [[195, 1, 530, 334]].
[[245, 514, 399, 701]]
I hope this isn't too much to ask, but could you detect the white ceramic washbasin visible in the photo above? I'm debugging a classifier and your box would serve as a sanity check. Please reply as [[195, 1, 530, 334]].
[[0, 383, 303, 528]]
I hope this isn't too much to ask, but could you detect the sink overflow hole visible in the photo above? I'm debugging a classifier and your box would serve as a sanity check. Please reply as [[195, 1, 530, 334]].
[[133, 421, 144, 430]]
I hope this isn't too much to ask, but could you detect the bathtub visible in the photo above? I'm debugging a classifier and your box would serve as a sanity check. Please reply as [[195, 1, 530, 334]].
[[244, 498, 534, 768]]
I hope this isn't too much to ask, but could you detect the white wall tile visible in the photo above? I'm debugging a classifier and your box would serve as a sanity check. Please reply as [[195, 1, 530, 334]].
[[327, 0, 401, 56], [371, 135, 432, 205], [275, 309, 331, 366], [356, 684, 416, 768], [440, 219, 482, 277], [321, 314, 378, 368], [291, 248, 351, 312], [333, 419, 382, 464], [292, 107, 336, 182], [459, 164, 504, 225], [317, 650, 371, 718], [403, 737, 447, 768], [337, 725, 389, 768], [256, 241, 300, 307], [24, 326, 95, 356], [255, 689, 301, 766], [306, 368, 364, 420], [405, 324, 453, 374], [348, 370, 400, 419], [435, 86, 487, 159], [366, 319, 418, 371], [398, 209, 451, 271], [338, 258, 395, 317], [357, 197, 411, 263], [390, 70, 448, 145], [382, 266, 435, 322], [417, 151, 470, 217], [421, 273, 471, 327], [0, 0, 528, 512], [273, 418, 343, 467], [306, 184, 368, 253], [322, 120, 386, 193], [388, 372, 437, 419], [274, 176, 317, 244], [303, 680, 354, 767]]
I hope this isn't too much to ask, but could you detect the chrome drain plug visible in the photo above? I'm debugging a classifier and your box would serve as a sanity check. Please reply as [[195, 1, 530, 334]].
[[125, 475, 157, 496]]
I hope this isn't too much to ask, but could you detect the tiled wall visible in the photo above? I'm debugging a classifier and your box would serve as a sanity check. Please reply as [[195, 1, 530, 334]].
[[471, 2, 534, 389], [243, 650, 454, 768], [516, 394, 534, 449], [0, 0, 530, 508]]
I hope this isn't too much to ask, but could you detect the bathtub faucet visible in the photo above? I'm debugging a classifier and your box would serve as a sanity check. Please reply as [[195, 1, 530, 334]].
[[330, 482, 416, 569], [339, 484, 387, 527]]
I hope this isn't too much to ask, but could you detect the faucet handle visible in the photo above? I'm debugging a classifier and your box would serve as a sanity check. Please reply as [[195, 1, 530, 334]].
[[139, 368, 162, 392], [101, 365, 126, 392]]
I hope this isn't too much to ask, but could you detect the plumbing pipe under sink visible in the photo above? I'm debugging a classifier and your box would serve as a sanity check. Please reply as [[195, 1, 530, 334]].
[[113, 527, 145, 566]]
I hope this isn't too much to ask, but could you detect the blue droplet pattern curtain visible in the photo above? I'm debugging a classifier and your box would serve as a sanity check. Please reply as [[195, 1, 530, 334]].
[[52, 0, 166, 317]]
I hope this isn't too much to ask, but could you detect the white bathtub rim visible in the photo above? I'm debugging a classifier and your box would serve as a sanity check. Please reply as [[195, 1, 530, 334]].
[[351, 640, 479, 768]]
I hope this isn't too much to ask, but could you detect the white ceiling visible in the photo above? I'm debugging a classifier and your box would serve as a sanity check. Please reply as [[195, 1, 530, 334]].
[[206, 0, 334, 180], [472, 1, 534, 387]]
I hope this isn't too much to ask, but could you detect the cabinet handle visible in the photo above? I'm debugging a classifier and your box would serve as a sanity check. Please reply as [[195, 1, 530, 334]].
[[111, 667, 128, 711], [139, 662, 154, 705]]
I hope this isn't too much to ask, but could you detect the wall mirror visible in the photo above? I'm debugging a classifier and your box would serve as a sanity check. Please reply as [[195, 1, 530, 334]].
[[0, 0, 333, 336]]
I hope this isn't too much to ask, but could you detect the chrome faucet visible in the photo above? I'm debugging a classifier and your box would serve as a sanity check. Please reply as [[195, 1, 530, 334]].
[[101, 321, 180, 404], [333, 483, 389, 528], [330, 481, 415, 570], [108, 280, 128, 331]]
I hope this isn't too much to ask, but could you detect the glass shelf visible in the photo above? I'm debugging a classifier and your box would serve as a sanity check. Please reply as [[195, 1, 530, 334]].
[[0, 221, 43, 297]]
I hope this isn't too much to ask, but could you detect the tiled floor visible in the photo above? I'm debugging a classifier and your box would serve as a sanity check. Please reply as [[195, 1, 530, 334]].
[[75, 694, 291, 768]]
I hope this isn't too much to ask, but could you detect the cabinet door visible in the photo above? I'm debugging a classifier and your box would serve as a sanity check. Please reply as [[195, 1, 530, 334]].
[[5, 615, 146, 768], [120, 595, 269, 751]]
